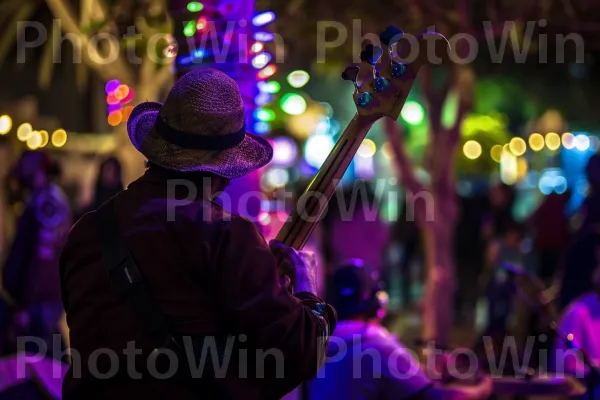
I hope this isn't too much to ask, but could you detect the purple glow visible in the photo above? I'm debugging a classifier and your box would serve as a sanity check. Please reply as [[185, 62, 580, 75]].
[[105, 80, 120, 94], [107, 103, 122, 113]]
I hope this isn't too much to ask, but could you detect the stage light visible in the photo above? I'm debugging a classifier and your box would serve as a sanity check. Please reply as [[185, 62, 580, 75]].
[[252, 53, 272, 69], [51, 129, 67, 147], [271, 137, 298, 167], [27, 131, 42, 150], [305, 134, 334, 168], [254, 108, 275, 122], [575, 134, 590, 151], [280, 93, 306, 115], [105, 80, 120, 94], [490, 144, 503, 162], [39, 130, 49, 147], [252, 11, 275, 27], [263, 167, 289, 188], [509, 137, 526, 156], [253, 31, 274, 42], [0, 115, 12, 135], [357, 139, 376, 158], [545, 132, 560, 151], [187, 1, 203, 12], [562, 132, 575, 149], [183, 20, 196, 37], [253, 121, 270, 134], [463, 140, 482, 160], [287, 70, 310, 88], [258, 65, 277, 79], [528, 133, 544, 151], [17, 123, 33, 141], [401, 101, 424, 125]]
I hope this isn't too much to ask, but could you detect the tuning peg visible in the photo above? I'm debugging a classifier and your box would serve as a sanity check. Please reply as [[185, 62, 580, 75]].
[[379, 26, 404, 46], [373, 76, 390, 92], [360, 44, 383, 65], [356, 92, 373, 108], [391, 62, 407, 79], [341, 66, 360, 82]]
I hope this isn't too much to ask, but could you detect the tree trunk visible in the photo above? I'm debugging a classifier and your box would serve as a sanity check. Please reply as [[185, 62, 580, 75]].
[[420, 193, 458, 347]]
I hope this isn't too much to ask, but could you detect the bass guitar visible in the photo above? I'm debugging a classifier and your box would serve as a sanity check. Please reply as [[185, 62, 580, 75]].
[[275, 26, 450, 287]]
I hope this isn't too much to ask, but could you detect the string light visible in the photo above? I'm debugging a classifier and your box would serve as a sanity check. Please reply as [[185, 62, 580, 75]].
[[257, 81, 280, 94], [252, 11, 275, 27], [562, 132, 575, 149], [251, 53, 272, 69], [250, 42, 264, 54], [51, 129, 67, 147], [401, 101, 425, 125], [254, 108, 276, 122], [27, 131, 42, 150], [545, 132, 560, 151], [287, 70, 310, 88], [357, 139, 376, 158], [509, 137, 526, 156], [490, 145, 503, 162], [253, 32, 274, 42], [183, 20, 196, 37], [0, 115, 12, 135], [257, 65, 277, 79], [528, 133, 544, 151], [17, 123, 33, 141], [39, 130, 49, 147], [574, 134, 590, 151], [463, 140, 482, 159], [253, 121, 271, 135], [280, 94, 306, 115], [186, 1, 204, 12], [196, 17, 207, 31]]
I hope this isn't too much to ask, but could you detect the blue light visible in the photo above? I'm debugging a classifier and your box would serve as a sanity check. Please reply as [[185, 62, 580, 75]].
[[252, 11, 275, 27], [176, 48, 206, 66], [253, 31, 274, 42], [253, 121, 270, 135], [255, 92, 272, 106]]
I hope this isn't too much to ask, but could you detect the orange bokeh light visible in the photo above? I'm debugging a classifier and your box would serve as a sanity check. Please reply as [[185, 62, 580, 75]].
[[121, 106, 134, 121], [114, 85, 130, 101], [107, 111, 123, 126], [106, 94, 120, 105], [258, 65, 277, 80]]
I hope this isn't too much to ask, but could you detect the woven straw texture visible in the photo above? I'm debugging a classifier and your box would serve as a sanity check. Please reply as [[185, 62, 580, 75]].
[[127, 68, 273, 179]]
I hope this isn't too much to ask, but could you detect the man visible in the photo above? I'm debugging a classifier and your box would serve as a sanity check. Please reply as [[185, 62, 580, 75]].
[[60, 69, 336, 399], [2, 151, 71, 355], [554, 266, 600, 398], [309, 260, 492, 400]]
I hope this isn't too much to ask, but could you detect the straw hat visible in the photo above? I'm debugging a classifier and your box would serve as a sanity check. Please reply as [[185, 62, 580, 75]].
[[127, 68, 273, 179]]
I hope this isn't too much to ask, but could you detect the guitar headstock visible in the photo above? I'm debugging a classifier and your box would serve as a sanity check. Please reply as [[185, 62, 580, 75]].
[[343, 26, 450, 121]]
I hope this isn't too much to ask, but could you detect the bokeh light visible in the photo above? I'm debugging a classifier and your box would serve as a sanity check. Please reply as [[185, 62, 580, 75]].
[[251, 53, 271, 69], [187, 2, 204, 12], [562, 132, 575, 149], [280, 94, 307, 115], [253, 32, 274, 42], [107, 111, 123, 127], [253, 121, 270, 134], [122, 106, 134, 121], [27, 131, 42, 150], [51, 129, 67, 147], [357, 139, 376, 158], [271, 137, 298, 167], [0, 115, 12, 135], [114, 85, 130, 101], [574, 134, 590, 151], [254, 108, 276, 122], [39, 130, 49, 147], [263, 167, 289, 188], [17, 123, 33, 141], [463, 140, 482, 160], [257, 81, 280, 94], [305, 134, 334, 168], [545, 132, 561, 151], [528, 133, 544, 151], [509, 137, 526, 156], [401, 101, 424, 125], [250, 42, 264, 54], [258, 65, 277, 79], [287, 70, 310, 88], [105, 80, 120, 94], [252, 11, 275, 27], [490, 145, 503, 162]]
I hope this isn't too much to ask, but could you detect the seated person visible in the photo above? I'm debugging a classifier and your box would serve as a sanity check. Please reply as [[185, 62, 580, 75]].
[[554, 266, 600, 398], [309, 260, 492, 400]]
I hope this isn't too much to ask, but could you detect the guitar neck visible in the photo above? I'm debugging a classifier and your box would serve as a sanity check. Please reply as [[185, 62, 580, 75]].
[[276, 114, 377, 250]]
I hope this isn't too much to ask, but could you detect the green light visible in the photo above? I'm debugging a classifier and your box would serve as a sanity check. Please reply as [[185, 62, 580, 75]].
[[287, 70, 310, 88], [401, 101, 425, 125], [255, 108, 276, 122], [264, 81, 280, 94], [187, 2, 204, 12], [280, 93, 307, 115], [183, 20, 196, 37]]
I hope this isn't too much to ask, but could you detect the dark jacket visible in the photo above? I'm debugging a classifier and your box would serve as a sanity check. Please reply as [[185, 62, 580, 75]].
[[60, 168, 336, 399]]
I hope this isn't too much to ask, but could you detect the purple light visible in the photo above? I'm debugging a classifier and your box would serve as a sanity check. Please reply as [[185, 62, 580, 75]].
[[105, 80, 120, 94], [107, 103, 122, 113], [252, 11, 275, 27], [272, 137, 298, 167], [253, 31, 274, 42]]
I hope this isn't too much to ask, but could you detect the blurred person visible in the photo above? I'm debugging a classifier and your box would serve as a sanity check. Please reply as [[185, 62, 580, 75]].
[[327, 185, 390, 281], [90, 156, 124, 210], [60, 69, 337, 400], [554, 266, 600, 399], [479, 220, 525, 336], [529, 191, 571, 285], [308, 260, 492, 400], [392, 200, 422, 308], [486, 183, 516, 238], [560, 154, 600, 309], [1, 151, 71, 355]]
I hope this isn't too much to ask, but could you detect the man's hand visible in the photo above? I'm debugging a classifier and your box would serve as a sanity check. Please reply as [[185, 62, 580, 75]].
[[269, 240, 317, 295]]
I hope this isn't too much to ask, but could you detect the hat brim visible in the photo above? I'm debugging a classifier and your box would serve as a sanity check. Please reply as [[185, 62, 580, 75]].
[[127, 102, 273, 179]]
